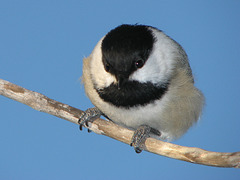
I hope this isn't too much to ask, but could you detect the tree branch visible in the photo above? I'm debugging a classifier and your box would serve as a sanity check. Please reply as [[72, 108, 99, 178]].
[[0, 78, 239, 168]]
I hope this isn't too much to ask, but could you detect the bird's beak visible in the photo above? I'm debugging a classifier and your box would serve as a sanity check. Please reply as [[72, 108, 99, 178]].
[[116, 74, 127, 89]]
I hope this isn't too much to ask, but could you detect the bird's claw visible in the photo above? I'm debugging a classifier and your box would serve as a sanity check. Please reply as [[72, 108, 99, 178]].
[[130, 125, 151, 153], [130, 125, 161, 153], [78, 107, 102, 132]]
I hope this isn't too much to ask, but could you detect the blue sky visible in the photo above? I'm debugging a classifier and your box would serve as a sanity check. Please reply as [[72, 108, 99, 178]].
[[0, 0, 240, 179]]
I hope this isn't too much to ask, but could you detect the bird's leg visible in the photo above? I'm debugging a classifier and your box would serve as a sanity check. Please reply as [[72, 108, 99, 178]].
[[130, 125, 161, 153], [78, 107, 102, 132]]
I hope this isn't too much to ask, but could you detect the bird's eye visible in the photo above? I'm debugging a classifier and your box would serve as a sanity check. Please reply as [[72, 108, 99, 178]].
[[135, 59, 144, 69], [104, 63, 110, 72]]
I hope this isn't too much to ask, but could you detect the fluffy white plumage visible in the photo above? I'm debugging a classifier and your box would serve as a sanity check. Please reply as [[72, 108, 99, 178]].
[[82, 25, 204, 141]]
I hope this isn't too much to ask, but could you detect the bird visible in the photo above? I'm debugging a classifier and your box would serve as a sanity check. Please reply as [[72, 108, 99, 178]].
[[79, 24, 204, 153]]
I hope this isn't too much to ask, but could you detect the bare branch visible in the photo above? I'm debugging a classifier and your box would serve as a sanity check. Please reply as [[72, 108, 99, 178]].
[[0, 78, 239, 168]]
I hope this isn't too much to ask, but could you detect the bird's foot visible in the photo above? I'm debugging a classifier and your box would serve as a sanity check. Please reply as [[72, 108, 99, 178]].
[[130, 125, 161, 153], [78, 107, 102, 132]]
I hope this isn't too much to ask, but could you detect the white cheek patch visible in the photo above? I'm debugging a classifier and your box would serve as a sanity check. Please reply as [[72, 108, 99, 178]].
[[130, 29, 176, 84], [90, 38, 116, 89]]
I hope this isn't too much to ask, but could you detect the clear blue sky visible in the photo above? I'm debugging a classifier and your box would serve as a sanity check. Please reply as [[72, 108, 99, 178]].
[[1, 0, 240, 179]]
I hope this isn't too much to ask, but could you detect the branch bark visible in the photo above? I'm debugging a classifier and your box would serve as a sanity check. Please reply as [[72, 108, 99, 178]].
[[0, 78, 239, 168]]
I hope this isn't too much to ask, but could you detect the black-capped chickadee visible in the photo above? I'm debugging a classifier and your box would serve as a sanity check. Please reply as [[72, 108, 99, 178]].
[[79, 24, 204, 153]]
